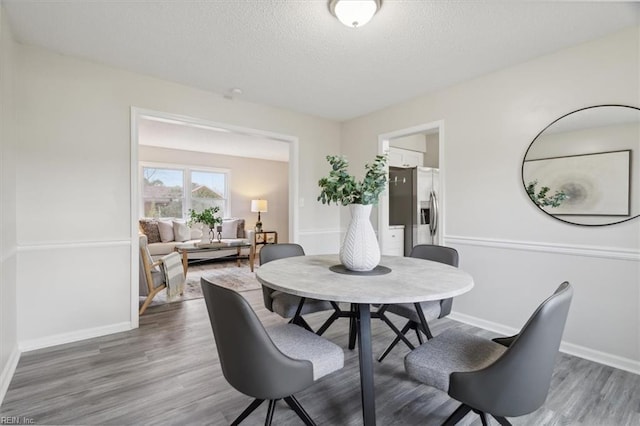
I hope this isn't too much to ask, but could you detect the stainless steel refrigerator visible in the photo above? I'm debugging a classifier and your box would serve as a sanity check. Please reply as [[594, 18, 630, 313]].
[[389, 166, 440, 255]]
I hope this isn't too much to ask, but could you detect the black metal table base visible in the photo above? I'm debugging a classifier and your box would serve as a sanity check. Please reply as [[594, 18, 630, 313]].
[[290, 299, 431, 426], [356, 303, 376, 426]]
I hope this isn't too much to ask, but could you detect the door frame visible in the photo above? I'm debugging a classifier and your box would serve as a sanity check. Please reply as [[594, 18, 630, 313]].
[[129, 107, 299, 327], [377, 120, 445, 254]]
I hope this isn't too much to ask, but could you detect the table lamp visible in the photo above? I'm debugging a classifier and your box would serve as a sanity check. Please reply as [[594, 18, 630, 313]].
[[251, 199, 268, 232]]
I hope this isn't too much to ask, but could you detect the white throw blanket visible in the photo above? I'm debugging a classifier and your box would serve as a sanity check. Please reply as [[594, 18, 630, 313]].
[[161, 252, 185, 299]]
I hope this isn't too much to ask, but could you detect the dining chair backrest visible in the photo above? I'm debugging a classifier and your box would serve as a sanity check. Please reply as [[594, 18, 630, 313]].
[[448, 281, 573, 417], [200, 277, 313, 400], [259, 243, 306, 264], [410, 244, 459, 267], [259, 243, 306, 312], [409, 244, 459, 317]]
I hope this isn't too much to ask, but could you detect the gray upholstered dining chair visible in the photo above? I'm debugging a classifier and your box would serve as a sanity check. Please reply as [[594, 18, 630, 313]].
[[404, 281, 573, 426], [201, 277, 344, 425], [260, 243, 344, 334], [377, 244, 459, 361]]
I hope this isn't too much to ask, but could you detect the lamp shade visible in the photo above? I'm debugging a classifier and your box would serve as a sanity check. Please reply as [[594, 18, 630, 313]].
[[329, 0, 380, 28], [251, 199, 268, 213]]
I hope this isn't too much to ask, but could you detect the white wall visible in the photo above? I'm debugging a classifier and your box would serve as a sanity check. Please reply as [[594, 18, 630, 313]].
[[139, 146, 290, 242], [342, 26, 640, 372], [13, 43, 341, 349], [0, 2, 19, 403]]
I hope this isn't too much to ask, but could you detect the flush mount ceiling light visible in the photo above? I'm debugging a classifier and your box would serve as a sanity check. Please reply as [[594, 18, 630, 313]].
[[329, 0, 381, 28]]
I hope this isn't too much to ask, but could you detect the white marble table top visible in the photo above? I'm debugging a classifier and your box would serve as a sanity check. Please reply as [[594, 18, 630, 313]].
[[256, 254, 474, 304]]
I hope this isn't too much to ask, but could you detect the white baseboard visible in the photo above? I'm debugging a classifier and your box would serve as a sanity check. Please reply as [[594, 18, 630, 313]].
[[0, 345, 20, 406], [449, 311, 519, 337], [18, 322, 133, 353], [558, 341, 640, 376], [449, 311, 640, 376]]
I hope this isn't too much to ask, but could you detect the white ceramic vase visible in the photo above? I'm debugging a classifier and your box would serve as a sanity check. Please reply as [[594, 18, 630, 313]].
[[339, 204, 381, 271]]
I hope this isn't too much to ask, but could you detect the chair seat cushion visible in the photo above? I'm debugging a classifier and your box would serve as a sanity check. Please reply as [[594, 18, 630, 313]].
[[268, 324, 344, 381], [385, 300, 442, 323], [404, 329, 507, 393], [271, 291, 334, 318]]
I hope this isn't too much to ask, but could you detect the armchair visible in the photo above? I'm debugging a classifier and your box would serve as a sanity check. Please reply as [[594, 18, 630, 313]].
[[139, 234, 185, 315]]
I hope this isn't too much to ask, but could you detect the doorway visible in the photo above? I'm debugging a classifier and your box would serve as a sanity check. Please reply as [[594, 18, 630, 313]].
[[129, 107, 300, 327], [378, 120, 444, 255]]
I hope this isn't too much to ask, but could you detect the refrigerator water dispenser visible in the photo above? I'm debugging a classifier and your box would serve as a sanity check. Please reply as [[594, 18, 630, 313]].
[[420, 208, 430, 224]]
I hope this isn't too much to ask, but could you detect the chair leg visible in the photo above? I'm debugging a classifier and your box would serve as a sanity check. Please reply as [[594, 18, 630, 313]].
[[230, 398, 264, 425], [286, 297, 316, 332], [284, 396, 316, 426], [375, 311, 416, 350], [316, 310, 340, 336], [138, 284, 166, 315], [442, 404, 472, 426], [492, 415, 512, 426], [478, 411, 490, 426], [414, 302, 434, 339], [290, 297, 308, 327], [348, 304, 358, 350], [316, 301, 348, 336], [377, 321, 413, 362], [289, 315, 314, 333], [264, 399, 277, 426], [415, 321, 424, 345], [377, 334, 401, 362]]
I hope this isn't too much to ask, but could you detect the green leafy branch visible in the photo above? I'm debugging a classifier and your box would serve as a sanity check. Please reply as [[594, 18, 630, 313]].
[[526, 180, 568, 208], [317, 154, 388, 206], [188, 206, 222, 228]]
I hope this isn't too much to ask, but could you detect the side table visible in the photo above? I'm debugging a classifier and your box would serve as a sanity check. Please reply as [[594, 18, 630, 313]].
[[252, 231, 278, 266]]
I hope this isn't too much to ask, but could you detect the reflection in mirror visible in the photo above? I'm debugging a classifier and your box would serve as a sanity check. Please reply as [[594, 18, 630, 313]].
[[522, 105, 640, 226]]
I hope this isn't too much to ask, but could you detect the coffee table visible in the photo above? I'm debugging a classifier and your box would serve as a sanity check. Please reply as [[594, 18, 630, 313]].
[[174, 241, 255, 274]]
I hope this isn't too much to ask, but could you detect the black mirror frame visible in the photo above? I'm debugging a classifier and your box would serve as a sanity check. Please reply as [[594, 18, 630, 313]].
[[522, 104, 640, 227]]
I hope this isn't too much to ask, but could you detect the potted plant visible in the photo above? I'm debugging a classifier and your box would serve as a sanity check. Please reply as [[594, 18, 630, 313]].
[[188, 206, 222, 243], [318, 154, 387, 271], [318, 154, 387, 206]]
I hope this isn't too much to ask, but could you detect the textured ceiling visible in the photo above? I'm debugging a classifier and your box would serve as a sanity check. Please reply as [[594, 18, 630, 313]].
[[3, 1, 639, 121]]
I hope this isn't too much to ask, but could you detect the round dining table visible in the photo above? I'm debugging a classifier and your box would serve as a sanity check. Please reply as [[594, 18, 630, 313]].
[[256, 254, 474, 426]]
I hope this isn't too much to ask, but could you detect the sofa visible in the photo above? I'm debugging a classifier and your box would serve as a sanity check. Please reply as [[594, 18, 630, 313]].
[[139, 217, 254, 260]]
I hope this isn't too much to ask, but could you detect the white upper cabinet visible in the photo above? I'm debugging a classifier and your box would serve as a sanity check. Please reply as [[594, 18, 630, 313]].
[[388, 147, 424, 168]]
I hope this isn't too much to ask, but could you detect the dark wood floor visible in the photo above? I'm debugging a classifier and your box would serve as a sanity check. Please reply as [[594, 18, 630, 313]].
[[1, 289, 639, 425]]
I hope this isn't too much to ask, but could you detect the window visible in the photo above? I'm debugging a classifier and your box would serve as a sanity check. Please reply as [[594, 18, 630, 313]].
[[190, 170, 226, 213], [141, 164, 229, 218]]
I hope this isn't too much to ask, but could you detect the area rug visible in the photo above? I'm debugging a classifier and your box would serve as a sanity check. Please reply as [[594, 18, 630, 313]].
[[141, 261, 261, 308]]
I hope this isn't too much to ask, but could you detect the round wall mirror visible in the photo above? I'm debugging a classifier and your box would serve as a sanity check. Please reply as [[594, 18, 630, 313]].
[[522, 104, 640, 226]]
